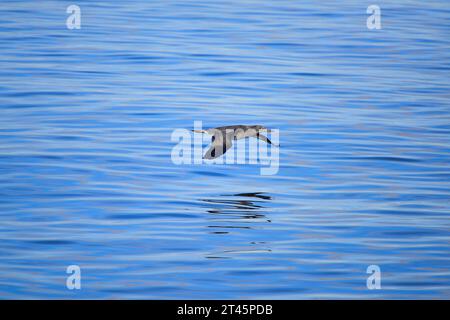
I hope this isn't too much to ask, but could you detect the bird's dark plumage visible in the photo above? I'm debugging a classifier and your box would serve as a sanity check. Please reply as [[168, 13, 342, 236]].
[[192, 125, 278, 160]]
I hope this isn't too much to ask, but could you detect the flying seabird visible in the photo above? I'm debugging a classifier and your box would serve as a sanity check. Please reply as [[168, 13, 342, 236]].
[[192, 125, 279, 160]]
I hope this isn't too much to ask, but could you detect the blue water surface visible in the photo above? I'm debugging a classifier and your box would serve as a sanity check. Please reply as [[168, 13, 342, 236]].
[[0, 0, 449, 299]]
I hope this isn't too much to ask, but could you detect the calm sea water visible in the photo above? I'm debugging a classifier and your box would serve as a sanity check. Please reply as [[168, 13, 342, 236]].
[[1, 0, 449, 299]]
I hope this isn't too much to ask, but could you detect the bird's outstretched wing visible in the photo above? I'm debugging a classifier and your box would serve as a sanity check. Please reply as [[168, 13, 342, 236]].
[[203, 131, 233, 159], [256, 133, 278, 146]]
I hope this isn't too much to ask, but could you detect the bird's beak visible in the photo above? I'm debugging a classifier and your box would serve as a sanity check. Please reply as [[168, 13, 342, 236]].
[[262, 128, 271, 133], [192, 130, 206, 133]]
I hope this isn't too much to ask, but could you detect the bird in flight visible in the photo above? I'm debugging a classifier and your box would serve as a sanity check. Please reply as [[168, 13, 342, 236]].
[[192, 125, 279, 160]]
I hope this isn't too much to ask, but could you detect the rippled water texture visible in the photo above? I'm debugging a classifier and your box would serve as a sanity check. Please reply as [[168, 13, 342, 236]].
[[1, 1, 449, 299]]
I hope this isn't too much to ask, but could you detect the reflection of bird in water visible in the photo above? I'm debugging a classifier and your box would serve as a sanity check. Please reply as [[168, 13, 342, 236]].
[[202, 192, 273, 258], [192, 125, 279, 160], [202, 199, 263, 216], [201, 192, 271, 219], [232, 192, 272, 200]]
